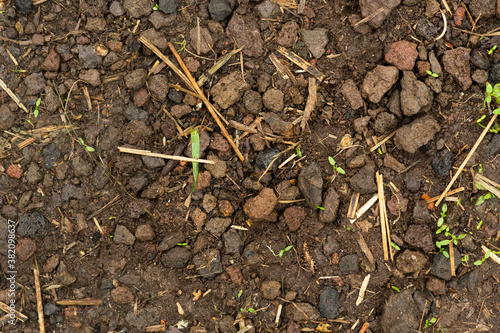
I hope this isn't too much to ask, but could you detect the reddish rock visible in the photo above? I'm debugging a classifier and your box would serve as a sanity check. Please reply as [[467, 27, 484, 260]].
[[340, 79, 364, 110], [106, 40, 123, 52], [454, 7, 466, 26], [404, 224, 434, 252], [416, 61, 431, 77], [6, 165, 23, 179], [210, 133, 230, 152], [387, 193, 409, 216], [16, 238, 36, 261], [43, 254, 60, 273], [243, 188, 278, 221], [111, 286, 134, 304], [191, 208, 207, 231], [185, 57, 200, 72], [219, 200, 234, 216], [171, 104, 191, 118], [282, 206, 306, 231], [32, 34, 45, 45], [41, 49, 61, 72], [226, 265, 243, 285], [426, 277, 446, 295], [385, 41, 418, 71], [133, 89, 149, 107]]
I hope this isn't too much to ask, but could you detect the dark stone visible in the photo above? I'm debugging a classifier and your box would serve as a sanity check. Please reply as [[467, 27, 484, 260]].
[[43, 303, 59, 316], [319, 287, 340, 319], [256, 149, 280, 171], [159, 0, 178, 14], [161, 247, 191, 268], [415, 18, 439, 41], [209, 0, 233, 21], [487, 134, 500, 156], [430, 250, 461, 281], [18, 212, 48, 237], [339, 254, 358, 273], [298, 163, 323, 208], [432, 150, 454, 176], [490, 63, 500, 85], [168, 89, 183, 103], [14, 0, 34, 15]]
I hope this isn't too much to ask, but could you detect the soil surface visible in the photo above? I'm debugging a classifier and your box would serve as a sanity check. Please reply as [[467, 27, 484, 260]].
[[1, 0, 500, 332]]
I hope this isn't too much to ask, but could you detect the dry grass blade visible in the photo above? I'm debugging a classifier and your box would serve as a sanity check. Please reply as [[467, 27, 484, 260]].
[[0, 78, 29, 113], [356, 274, 371, 306], [350, 194, 378, 223], [118, 146, 215, 164], [167, 42, 245, 162], [34, 268, 45, 333], [229, 120, 258, 134], [436, 114, 498, 207], [369, 130, 396, 152], [358, 234, 375, 266], [0, 301, 28, 322], [197, 46, 245, 87], [426, 187, 464, 203], [56, 298, 103, 306], [449, 242, 456, 277], [270, 0, 297, 9], [269, 53, 297, 85], [482, 245, 500, 266], [474, 173, 500, 199], [138, 36, 195, 92], [347, 193, 360, 219], [376, 172, 392, 261], [301, 77, 317, 130], [354, 7, 384, 27], [277, 47, 326, 81]]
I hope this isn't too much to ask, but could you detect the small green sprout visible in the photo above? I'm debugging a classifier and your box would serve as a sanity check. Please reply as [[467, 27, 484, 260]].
[[34, 97, 41, 117], [316, 206, 325, 210], [240, 308, 256, 313], [190, 129, 200, 193], [477, 115, 500, 133], [328, 156, 345, 175], [11, 68, 27, 73], [424, 317, 437, 329], [426, 70, 439, 78], [474, 249, 492, 266], [175, 40, 186, 52], [108, 216, 116, 220], [153, 3, 159, 10], [267, 245, 293, 258], [488, 45, 497, 55], [377, 148, 383, 155], [391, 285, 400, 292], [177, 242, 188, 246], [437, 204, 447, 228], [483, 82, 500, 109], [77, 137, 95, 152], [237, 290, 243, 298], [345, 227, 351, 231], [461, 255, 469, 265], [476, 191, 496, 206], [390, 241, 401, 251], [477, 220, 483, 230], [295, 146, 302, 157], [456, 198, 461, 206], [478, 163, 483, 174]]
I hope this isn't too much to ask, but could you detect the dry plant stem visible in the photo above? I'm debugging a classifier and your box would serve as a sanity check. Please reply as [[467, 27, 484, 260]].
[[436, 114, 498, 207], [197, 46, 245, 86], [34, 268, 45, 333], [56, 298, 103, 306], [347, 193, 360, 219], [229, 120, 258, 134], [92, 217, 104, 235], [434, 10, 447, 41], [354, 7, 384, 27], [474, 174, 500, 198], [138, 37, 195, 92], [301, 77, 317, 130], [441, 0, 452, 16], [168, 83, 200, 98], [167, 42, 245, 162], [277, 47, 326, 81], [369, 130, 396, 152], [356, 274, 371, 306], [359, 322, 370, 333], [269, 53, 297, 85], [376, 172, 391, 260], [146, 324, 166, 332], [87, 195, 121, 220], [0, 301, 28, 321], [449, 242, 456, 277], [358, 234, 375, 265], [350, 194, 378, 223], [426, 187, 464, 203], [0, 78, 29, 113], [118, 147, 215, 164], [482, 245, 500, 266]]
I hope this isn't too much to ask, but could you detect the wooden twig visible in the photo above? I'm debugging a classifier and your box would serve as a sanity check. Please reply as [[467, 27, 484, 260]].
[[118, 146, 215, 164], [426, 187, 464, 203], [138, 37, 195, 92], [356, 274, 371, 306], [167, 42, 245, 162], [92, 217, 104, 235], [376, 172, 392, 260], [56, 298, 103, 306], [0, 78, 29, 113], [474, 173, 500, 199], [358, 234, 374, 265], [369, 130, 396, 152], [87, 195, 121, 220], [34, 268, 45, 333], [436, 114, 498, 207], [347, 193, 360, 219], [359, 322, 370, 333], [276, 47, 325, 81], [301, 77, 317, 130], [269, 53, 297, 85], [0, 301, 28, 322], [229, 120, 258, 134], [146, 324, 166, 332]]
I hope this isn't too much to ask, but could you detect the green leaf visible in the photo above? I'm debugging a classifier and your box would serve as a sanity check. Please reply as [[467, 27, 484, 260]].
[[476, 195, 486, 206], [436, 240, 451, 247], [328, 156, 335, 166], [248, 308, 256, 313], [391, 285, 400, 292], [34, 109, 39, 118], [442, 250, 450, 258], [278, 250, 284, 258], [485, 249, 492, 259], [85, 146, 95, 152], [336, 167, 345, 175], [78, 137, 85, 145], [316, 206, 325, 210], [153, 3, 158, 10], [456, 234, 467, 240], [35, 97, 41, 107], [284, 245, 293, 252], [474, 260, 483, 266], [238, 290, 243, 298], [493, 108, 500, 115], [487, 82, 493, 94], [484, 192, 492, 200], [191, 129, 200, 193], [390, 241, 401, 251], [437, 217, 444, 227], [441, 203, 448, 214], [295, 146, 302, 157]]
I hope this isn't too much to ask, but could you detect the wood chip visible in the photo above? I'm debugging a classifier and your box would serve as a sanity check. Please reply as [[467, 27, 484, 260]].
[[355, 274, 371, 306], [277, 47, 325, 81], [358, 234, 374, 265], [34, 268, 45, 333], [301, 77, 317, 130], [347, 193, 360, 219]]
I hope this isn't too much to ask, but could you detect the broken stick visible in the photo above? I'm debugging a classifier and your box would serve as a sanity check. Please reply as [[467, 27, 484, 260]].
[[0, 78, 29, 113], [34, 268, 45, 333], [300, 77, 317, 130], [118, 146, 215, 164], [167, 42, 245, 162]]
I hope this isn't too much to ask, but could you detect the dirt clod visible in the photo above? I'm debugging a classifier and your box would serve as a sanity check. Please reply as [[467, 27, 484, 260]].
[[243, 188, 278, 221], [394, 115, 440, 154], [298, 163, 323, 208], [381, 289, 420, 333], [319, 286, 340, 319], [361, 65, 399, 103], [385, 41, 418, 71]]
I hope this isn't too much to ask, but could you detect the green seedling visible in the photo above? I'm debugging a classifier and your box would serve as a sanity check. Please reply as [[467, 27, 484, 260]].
[[424, 317, 437, 329], [34, 97, 41, 118], [295, 146, 302, 157], [426, 70, 439, 78], [77, 137, 95, 152], [108, 216, 116, 220], [391, 285, 400, 292], [153, 3, 159, 10], [478, 163, 483, 174], [345, 227, 351, 231], [477, 220, 483, 230], [437, 204, 447, 228], [328, 156, 345, 175], [435, 204, 467, 258], [11, 69, 27, 73], [190, 129, 200, 193], [456, 198, 461, 206], [237, 290, 243, 298], [177, 243, 188, 246], [488, 45, 497, 55], [316, 206, 324, 210], [267, 245, 293, 258], [175, 40, 186, 52], [475, 191, 496, 206], [474, 249, 492, 266], [240, 308, 256, 313], [476, 115, 500, 133], [390, 241, 401, 251], [461, 254, 469, 265], [483, 82, 500, 109], [377, 148, 383, 155]]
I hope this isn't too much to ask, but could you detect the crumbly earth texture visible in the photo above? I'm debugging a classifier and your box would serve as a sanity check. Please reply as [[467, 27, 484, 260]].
[[0, 0, 500, 332]]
